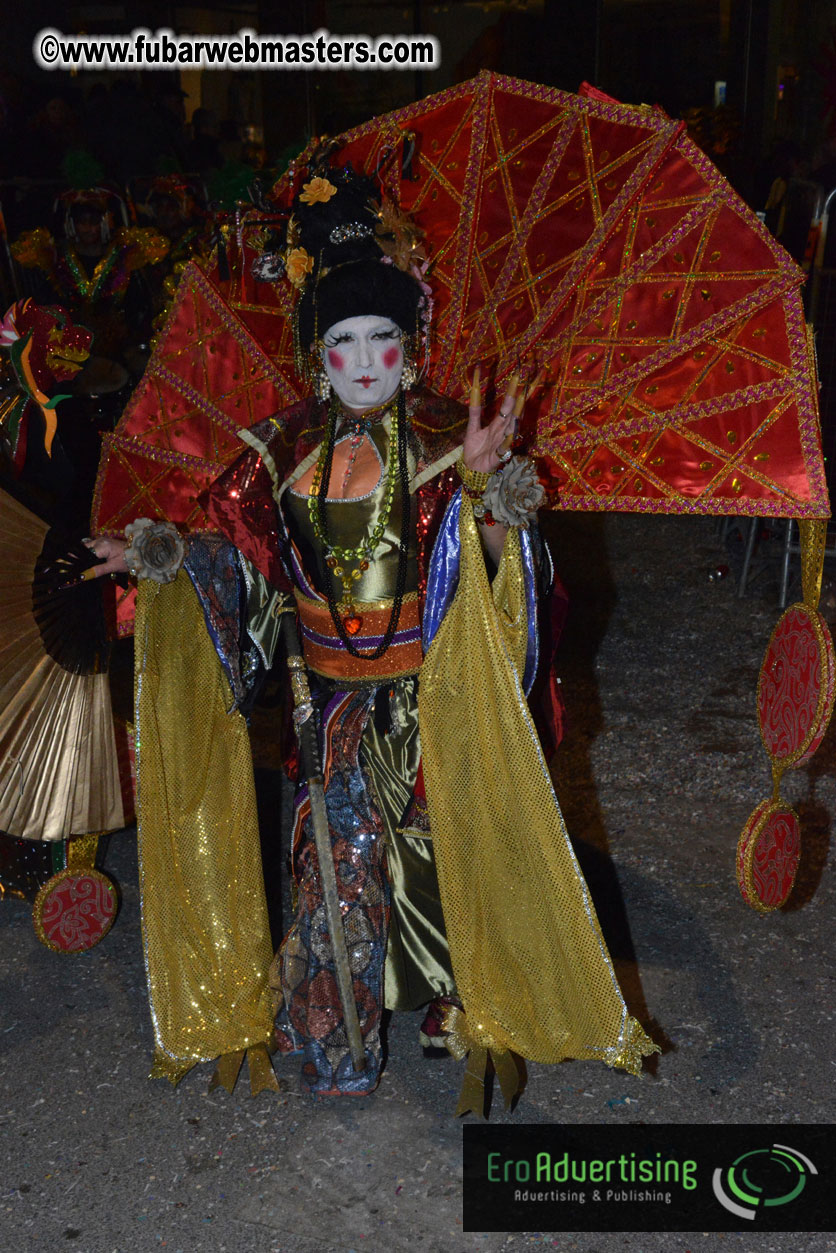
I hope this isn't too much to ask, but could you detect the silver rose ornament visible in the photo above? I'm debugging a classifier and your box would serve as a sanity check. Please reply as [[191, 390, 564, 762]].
[[124, 518, 186, 583], [482, 456, 545, 528]]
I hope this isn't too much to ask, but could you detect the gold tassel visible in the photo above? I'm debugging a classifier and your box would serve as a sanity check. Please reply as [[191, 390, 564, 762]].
[[208, 1049, 245, 1095], [456, 1044, 490, 1119], [443, 1005, 524, 1118], [247, 1044, 280, 1096], [799, 518, 827, 610], [66, 833, 102, 870], [208, 1045, 280, 1096], [493, 1048, 524, 1111]]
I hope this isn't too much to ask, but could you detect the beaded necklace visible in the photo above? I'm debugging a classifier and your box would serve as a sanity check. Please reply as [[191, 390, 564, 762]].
[[335, 393, 396, 495], [308, 390, 410, 657], [60, 242, 122, 302], [339, 427, 365, 493]]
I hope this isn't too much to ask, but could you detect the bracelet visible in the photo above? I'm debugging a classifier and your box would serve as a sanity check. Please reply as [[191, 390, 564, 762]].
[[455, 457, 492, 493]]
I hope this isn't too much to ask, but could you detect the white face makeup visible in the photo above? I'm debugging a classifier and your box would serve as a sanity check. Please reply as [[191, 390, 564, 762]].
[[321, 314, 404, 411]]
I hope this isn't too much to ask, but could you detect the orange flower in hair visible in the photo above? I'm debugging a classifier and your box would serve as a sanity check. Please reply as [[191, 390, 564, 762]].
[[285, 247, 314, 288], [299, 177, 338, 205]]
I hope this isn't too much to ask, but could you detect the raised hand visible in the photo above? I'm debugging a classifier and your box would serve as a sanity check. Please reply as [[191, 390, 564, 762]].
[[462, 366, 519, 475]]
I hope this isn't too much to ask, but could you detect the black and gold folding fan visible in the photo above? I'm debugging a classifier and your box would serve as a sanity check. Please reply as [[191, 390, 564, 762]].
[[0, 487, 125, 842]]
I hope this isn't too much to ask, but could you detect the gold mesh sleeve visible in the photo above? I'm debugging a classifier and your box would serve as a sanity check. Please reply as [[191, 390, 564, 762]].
[[418, 494, 658, 1079], [135, 573, 274, 1079]]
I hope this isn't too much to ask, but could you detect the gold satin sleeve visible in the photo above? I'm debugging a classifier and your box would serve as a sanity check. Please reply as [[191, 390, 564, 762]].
[[418, 495, 658, 1076], [135, 572, 275, 1079]]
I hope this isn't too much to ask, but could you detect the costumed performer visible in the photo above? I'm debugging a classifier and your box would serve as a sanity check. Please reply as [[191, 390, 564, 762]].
[[84, 159, 658, 1111], [13, 186, 167, 363], [144, 175, 214, 337]]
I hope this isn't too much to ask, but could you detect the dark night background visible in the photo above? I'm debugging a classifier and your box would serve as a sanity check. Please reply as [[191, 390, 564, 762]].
[[1, 1, 834, 204]]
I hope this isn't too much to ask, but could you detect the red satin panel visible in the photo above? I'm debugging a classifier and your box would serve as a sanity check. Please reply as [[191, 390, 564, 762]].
[[263, 73, 825, 518], [92, 71, 829, 567], [92, 264, 303, 538]]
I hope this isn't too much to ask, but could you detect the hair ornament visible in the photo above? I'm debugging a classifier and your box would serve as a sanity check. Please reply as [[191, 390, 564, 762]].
[[329, 222, 374, 245], [285, 247, 314, 289], [300, 176, 338, 205], [375, 196, 427, 272]]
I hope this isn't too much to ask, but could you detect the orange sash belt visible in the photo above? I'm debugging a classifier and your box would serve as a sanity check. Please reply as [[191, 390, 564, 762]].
[[294, 593, 423, 682]]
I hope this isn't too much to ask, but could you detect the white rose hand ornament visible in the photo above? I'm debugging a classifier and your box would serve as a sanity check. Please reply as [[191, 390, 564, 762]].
[[82, 521, 186, 583]]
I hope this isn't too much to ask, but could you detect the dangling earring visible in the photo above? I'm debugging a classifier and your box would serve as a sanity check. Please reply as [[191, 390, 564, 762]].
[[401, 338, 418, 392], [313, 342, 332, 401], [401, 354, 417, 392], [314, 366, 332, 402]]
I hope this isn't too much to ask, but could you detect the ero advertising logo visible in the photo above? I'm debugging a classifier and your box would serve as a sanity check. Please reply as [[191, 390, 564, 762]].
[[712, 1143, 817, 1221], [463, 1125, 835, 1233]]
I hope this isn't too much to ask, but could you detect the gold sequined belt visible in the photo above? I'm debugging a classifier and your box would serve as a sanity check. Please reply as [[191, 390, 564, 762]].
[[294, 592, 424, 682]]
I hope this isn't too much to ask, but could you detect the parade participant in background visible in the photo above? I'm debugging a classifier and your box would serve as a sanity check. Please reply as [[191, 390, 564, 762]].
[[145, 175, 213, 334], [13, 180, 168, 515], [0, 298, 126, 915], [84, 158, 658, 1111], [12, 184, 168, 362]]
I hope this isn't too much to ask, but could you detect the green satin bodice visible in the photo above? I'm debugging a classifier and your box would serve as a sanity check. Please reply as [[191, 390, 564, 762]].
[[282, 420, 418, 602]]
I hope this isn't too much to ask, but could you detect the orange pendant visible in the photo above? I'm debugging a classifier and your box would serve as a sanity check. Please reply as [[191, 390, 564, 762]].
[[343, 614, 363, 636]]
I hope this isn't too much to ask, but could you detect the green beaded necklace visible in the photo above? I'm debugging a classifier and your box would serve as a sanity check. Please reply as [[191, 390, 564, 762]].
[[306, 392, 400, 622], [62, 242, 121, 302]]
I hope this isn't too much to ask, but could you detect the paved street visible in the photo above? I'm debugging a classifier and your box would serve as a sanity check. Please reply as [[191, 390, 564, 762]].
[[1, 512, 834, 1253]]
